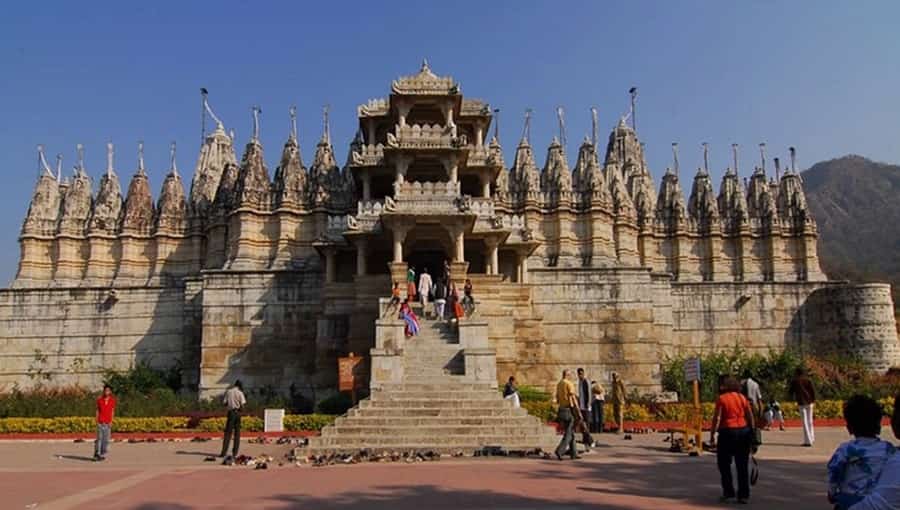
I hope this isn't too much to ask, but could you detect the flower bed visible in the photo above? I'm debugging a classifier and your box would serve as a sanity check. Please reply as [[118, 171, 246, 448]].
[[0, 414, 335, 434]]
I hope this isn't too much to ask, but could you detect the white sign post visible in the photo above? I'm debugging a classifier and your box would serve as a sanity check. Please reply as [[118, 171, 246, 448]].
[[264, 408, 285, 433]]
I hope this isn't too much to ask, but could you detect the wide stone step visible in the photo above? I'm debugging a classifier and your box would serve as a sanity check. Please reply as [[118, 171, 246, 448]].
[[358, 398, 512, 409], [321, 424, 550, 437], [300, 441, 559, 456], [345, 407, 529, 418], [376, 383, 496, 392], [369, 390, 501, 400], [333, 415, 545, 427], [308, 434, 559, 448]]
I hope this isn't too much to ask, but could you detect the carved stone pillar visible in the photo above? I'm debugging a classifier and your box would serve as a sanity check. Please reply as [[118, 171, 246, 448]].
[[397, 101, 411, 127], [485, 238, 499, 275], [366, 118, 376, 144], [475, 124, 484, 148], [395, 154, 411, 187], [324, 247, 337, 283], [442, 154, 459, 184], [517, 252, 529, 283], [390, 219, 414, 263], [480, 173, 491, 198]]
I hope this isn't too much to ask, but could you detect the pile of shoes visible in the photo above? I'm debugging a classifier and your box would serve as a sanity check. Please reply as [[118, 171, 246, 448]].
[[305, 449, 443, 467]]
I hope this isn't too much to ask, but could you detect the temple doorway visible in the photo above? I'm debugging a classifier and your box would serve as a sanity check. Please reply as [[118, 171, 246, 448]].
[[406, 249, 448, 282]]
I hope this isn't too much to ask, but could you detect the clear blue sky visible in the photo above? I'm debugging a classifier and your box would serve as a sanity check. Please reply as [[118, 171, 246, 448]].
[[1, 1, 899, 285]]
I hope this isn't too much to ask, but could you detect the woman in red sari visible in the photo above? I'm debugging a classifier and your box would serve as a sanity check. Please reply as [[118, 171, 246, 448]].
[[398, 299, 420, 337]]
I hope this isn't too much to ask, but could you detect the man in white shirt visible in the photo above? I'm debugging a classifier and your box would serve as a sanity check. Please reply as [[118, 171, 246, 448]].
[[220, 380, 247, 459], [418, 268, 433, 318], [742, 371, 763, 416]]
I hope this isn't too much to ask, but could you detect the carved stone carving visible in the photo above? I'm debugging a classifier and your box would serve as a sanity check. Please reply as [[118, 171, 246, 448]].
[[122, 170, 154, 235], [273, 136, 306, 209], [89, 172, 123, 234], [235, 140, 271, 210], [156, 172, 187, 233], [22, 173, 61, 237], [58, 171, 93, 235], [190, 125, 237, 217]]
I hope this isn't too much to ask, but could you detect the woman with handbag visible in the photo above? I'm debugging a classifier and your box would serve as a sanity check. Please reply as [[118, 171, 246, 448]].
[[710, 376, 756, 505]]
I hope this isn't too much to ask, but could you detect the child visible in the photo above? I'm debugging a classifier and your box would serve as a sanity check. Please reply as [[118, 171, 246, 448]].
[[764, 399, 785, 431], [94, 384, 116, 461], [826, 395, 896, 508], [383, 282, 401, 318]]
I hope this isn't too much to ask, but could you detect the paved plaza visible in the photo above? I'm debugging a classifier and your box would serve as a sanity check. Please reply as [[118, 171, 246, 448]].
[[0, 427, 850, 510]]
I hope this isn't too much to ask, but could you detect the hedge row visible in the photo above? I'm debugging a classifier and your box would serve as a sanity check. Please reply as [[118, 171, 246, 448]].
[[0, 414, 336, 434], [523, 398, 895, 424], [0, 417, 190, 434]]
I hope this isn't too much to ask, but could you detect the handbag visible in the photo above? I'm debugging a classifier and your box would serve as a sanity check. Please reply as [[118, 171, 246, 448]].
[[750, 455, 759, 485], [751, 427, 763, 453]]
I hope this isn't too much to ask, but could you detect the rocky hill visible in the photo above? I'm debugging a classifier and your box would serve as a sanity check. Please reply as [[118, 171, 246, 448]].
[[803, 155, 900, 308]]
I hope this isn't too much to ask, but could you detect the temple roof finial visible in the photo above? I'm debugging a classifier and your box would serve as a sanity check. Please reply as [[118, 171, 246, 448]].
[[76, 143, 85, 176], [137, 140, 145, 174], [789, 146, 797, 174], [521, 108, 533, 144], [289, 105, 298, 142], [106, 141, 115, 177], [732, 143, 739, 175], [701, 142, 710, 174], [202, 89, 224, 130], [628, 86, 637, 132], [590, 107, 599, 149], [492, 108, 500, 142], [37, 144, 53, 178], [672, 142, 680, 178], [421, 58, 430, 72], [321, 104, 331, 144], [55, 153, 63, 182], [774, 157, 781, 180], [251, 105, 262, 142], [169, 141, 178, 177], [556, 106, 567, 149], [759, 142, 767, 174]]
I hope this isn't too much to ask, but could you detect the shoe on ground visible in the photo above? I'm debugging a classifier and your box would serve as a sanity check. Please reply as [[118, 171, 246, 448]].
[[719, 496, 735, 503], [571, 455, 582, 460], [555, 453, 563, 461], [737, 498, 749, 504], [92, 454, 101, 462], [802, 443, 813, 447]]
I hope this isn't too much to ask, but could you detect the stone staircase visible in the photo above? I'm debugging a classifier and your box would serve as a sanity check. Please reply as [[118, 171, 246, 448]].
[[303, 306, 559, 455]]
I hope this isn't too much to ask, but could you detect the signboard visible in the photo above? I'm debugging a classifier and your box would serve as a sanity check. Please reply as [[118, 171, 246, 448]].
[[338, 353, 364, 392], [683, 357, 701, 382], [264, 408, 284, 432]]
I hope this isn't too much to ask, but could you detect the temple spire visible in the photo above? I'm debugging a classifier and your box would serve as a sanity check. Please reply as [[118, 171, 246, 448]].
[[106, 142, 115, 177], [251, 105, 262, 142], [289, 105, 298, 142], [76, 143, 85, 176], [55, 153, 63, 182], [556, 106, 567, 149], [759, 142, 767, 174], [37, 144, 53, 178], [203, 90, 224, 130], [521, 108, 533, 144], [321, 104, 331, 144], [628, 87, 637, 132], [702, 142, 709, 174], [137, 141, 145, 174], [731, 143, 739, 175], [169, 141, 178, 177], [672, 142, 680, 178]]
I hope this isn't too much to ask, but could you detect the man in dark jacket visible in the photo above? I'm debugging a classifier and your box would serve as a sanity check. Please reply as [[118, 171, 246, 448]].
[[789, 367, 816, 446]]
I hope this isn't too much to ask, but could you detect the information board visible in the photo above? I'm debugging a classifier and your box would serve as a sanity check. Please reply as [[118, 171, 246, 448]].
[[684, 357, 701, 382], [264, 408, 284, 432]]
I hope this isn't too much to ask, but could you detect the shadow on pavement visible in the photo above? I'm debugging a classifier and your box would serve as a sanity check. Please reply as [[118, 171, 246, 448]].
[[54, 454, 96, 462]]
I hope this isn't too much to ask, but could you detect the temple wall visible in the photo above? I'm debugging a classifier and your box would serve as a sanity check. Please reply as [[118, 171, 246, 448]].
[[509, 267, 666, 393], [0, 286, 186, 391], [197, 270, 325, 399]]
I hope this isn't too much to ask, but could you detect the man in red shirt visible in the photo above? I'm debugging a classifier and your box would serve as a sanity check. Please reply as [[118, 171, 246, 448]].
[[94, 384, 116, 461]]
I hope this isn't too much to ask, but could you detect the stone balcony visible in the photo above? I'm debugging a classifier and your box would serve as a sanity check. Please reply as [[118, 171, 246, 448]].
[[350, 143, 385, 167], [465, 145, 501, 168], [386, 123, 466, 150]]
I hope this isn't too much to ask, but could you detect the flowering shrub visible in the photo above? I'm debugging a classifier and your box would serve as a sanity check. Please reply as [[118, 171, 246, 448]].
[[0, 417, 189, 433]]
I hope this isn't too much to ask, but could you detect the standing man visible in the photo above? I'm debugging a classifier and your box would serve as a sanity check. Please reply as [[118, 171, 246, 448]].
[[591, 379, 606, 434], [93, 384, 116, 461], [418, 267, 433, 318], [220, 380, 247, 460], [554, 369, 581, 461], [789, 367, 816, 446], [741, 370, 763, 418], [611, 372, 627, 434], [576, 368, 592, 430], [503, 376, 520, 408]]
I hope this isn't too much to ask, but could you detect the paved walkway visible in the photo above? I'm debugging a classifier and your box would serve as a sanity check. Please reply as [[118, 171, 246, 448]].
[[0, 427, 850, 509]]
